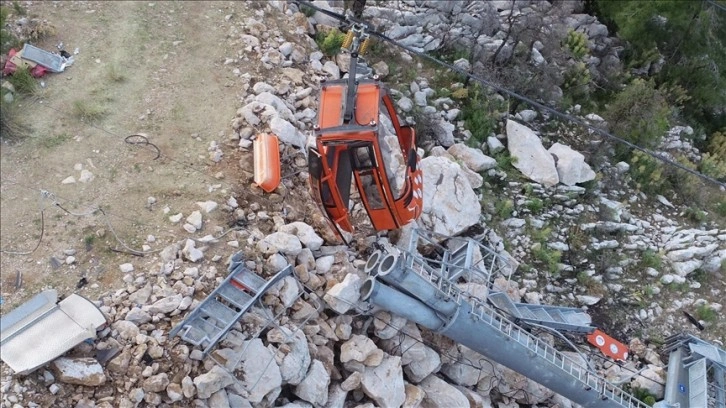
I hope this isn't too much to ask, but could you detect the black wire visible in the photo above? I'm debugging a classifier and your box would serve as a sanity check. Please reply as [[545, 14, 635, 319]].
[[705, 0, 726, 12], [124, 134, 161, 160], [293, 0, 726, 189], [0, 209, 44, 255]]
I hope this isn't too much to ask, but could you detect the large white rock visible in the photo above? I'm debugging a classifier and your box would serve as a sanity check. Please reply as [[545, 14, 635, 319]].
[[324, 273, 362, 314], [239, 339, 282, 404], [447, 143, 497, 172], [548, 143, 596, 185], [257, 232, 303, 256], [433, 118, 456, 147], [278, 222, 324, 251], [147, 294, 182, 314], [381, 323, 440, 383], [671, 259, 703, 277], [340, 334, 379, 363], [182, 239, 204, 262], [186, 211, 203, 230], [441, 346, 485, 387], [194, 366, 235, 399], [361, 355, 406, 408], [630, 365, 666, 399], [255, 92, 294, 121], [506, 120, 559, 186], [270, 117, 306, 147], [666, 244, 718, 262], [294, 360, 330, 406], [420, 156, 481, 236], [267, 327, 310, 386], [50, 357, 106, 386], [497, 363, 555, 405], [418, 375, 469, 408]]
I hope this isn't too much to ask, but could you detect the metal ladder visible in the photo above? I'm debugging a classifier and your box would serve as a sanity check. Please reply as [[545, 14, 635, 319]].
[[169, 252, 292, 356], [487, 291, 594, 333], [660, 333, 726, 408], [466, 298, 648, 408], [400, 230, 648, 408]]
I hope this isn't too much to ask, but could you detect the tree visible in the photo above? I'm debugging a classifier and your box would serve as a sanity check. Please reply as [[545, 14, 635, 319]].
[[593, 0, 726, 134]]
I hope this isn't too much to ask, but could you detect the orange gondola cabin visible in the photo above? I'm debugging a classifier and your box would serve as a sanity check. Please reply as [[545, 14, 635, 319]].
[[308, 70, 423, 238]]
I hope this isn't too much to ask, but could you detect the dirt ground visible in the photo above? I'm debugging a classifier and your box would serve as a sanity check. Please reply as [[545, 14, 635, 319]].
[[0, 1, 265, 308]]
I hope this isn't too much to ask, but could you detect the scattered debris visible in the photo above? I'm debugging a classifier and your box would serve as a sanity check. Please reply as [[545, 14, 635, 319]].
[[0, 289, 106, 374]]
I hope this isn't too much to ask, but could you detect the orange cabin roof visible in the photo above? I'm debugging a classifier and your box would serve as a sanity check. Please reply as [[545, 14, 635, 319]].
[[318, 82, 380, 129]]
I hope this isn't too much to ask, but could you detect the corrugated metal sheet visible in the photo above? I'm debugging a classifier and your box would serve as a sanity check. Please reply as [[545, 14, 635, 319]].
[[0, 290, 106, 374]]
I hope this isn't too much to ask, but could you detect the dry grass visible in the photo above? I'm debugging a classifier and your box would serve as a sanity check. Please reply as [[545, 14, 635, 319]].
[[72, 99, 108, 122]]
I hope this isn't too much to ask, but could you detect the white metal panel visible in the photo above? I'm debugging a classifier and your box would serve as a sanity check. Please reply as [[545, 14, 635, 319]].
[[0, 292, 106, 374], [689, 358, 708, 408]]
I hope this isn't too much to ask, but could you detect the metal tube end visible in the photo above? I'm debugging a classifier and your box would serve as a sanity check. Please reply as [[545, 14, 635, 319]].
[[360, 278, 376, 301], [377, 253, 399, 277], [364, 250, 382, 276]]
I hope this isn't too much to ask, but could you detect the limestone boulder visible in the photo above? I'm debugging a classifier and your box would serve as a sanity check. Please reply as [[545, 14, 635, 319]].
[[548, 142, 596, 186], [506, 120, 559, 186], [418, 375, 469, 408], [294, 360, 330, 406], [419, 156, 481, 236], [361, 354, 406, 408], [50, 357, 106, 386], [238, 338, 282, 404]]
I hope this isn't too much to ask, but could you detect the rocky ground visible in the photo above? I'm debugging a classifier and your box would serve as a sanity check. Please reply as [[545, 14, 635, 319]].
[[1, 1, 724, 408]]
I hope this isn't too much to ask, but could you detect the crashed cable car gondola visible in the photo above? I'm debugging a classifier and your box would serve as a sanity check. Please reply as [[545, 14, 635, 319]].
[[308, 22, 423, 239]]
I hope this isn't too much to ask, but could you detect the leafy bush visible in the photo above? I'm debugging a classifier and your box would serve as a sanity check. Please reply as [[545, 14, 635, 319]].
[[7, 66, 38, 95], [72, 100, 108, 122], [495, 199, 514, 219], [628, 151, 666, 194], [460, 84, 502, 146], [562, 61, 592, 102], [593, 0, 726, 134], [533, 244, 562, 275], [640, 249, 662, 270], [315, 28, 346, 56], [299, 4, 316, 17], [700, 130, 726, 180], [525, 198, 544, 214], [696, 304, 717, 323], [564, 29, 589, 60], [605, 78, 670, 155], [0, 6, 21, 54], [684, 206, 707, 224]]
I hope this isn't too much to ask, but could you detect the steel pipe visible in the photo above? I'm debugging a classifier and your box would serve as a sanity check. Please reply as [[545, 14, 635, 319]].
[[360, 278, 445, 331], [364, 267, 641, 408], [364, 250, 383, 276], [375, 253, 459, 317]]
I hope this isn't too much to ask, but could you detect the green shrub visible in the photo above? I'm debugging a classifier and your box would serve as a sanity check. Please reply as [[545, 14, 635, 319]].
[[564, 29, 589, 60], [562, 61, 592, 103], [701, 130, 726, 180], [696, 304, 717, 323], [7, 66, 37, 95], [72, 100, 107, 122], [315, 28, 346, 56], [640, 249, 662, 270], [684, 206, 707, 224], [0, 6, 20, 54], [299, 3, 316, 17], [495, 199, 514, 219], [525, 198, 544, 214], [715, 199, 726, 217], [629, 151, 666, 194], [605, 78, 670, 155], [533, 245, 562, 275], [461, 84, 502, 146]]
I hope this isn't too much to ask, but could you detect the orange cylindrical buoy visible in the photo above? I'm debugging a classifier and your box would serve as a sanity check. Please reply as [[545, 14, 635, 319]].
[[253, 133, 281, 193]]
